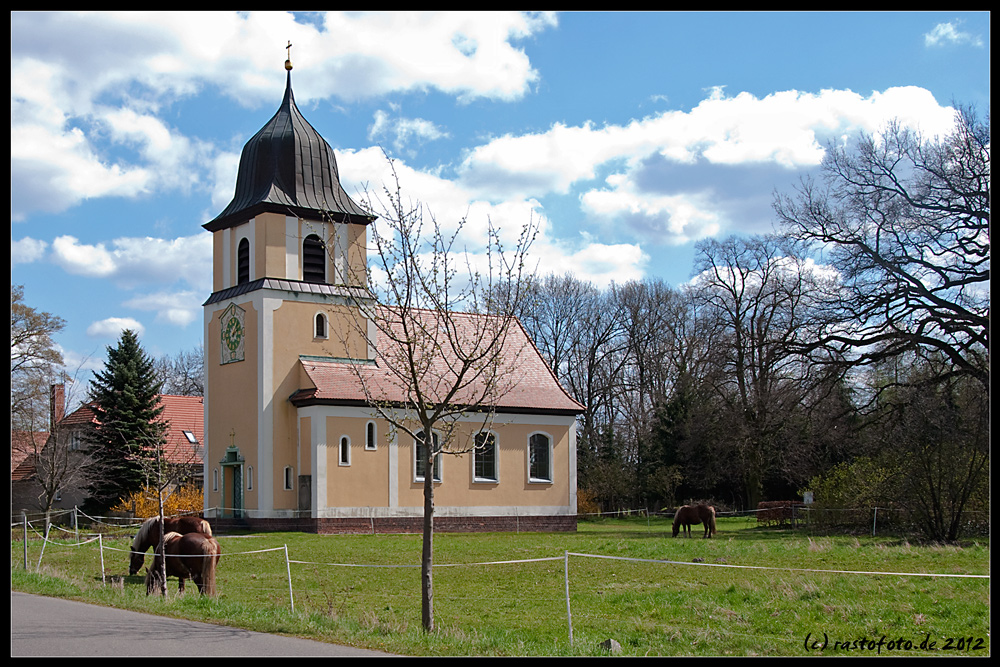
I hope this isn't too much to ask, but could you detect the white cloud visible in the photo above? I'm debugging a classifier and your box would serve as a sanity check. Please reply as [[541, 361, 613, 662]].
[[87, 317, 145, 338], [457, 86, 956, 204], [369, 109, 450, 154], [11, 237, 49, 264], [924, 22, 983, 48], [51, 236, 118, 277], [123, 290, 202, 327], [49, 233, 212, 290]]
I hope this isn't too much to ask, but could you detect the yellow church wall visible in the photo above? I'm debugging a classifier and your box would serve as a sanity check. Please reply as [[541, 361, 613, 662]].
[[205, 298, 259, 513], [394, 420, 572, 510], [268, 299, 371, 512], [323, 415, 391, 508], [346, 223, 367, 287]]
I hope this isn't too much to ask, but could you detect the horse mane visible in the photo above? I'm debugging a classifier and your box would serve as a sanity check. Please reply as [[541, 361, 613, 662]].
[[132, 517, 157, 550], [195, 517, 213, 537]]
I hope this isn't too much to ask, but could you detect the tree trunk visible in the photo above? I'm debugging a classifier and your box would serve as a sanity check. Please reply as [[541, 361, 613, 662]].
[[157, 491, 166, 596], [421, 458, 435, 632]]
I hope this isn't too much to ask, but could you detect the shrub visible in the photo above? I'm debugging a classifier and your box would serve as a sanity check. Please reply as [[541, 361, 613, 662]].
[[111, 485, 204, 518]]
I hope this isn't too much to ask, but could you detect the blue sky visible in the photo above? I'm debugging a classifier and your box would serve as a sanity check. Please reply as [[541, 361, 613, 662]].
[[11, 11, 990, 398]]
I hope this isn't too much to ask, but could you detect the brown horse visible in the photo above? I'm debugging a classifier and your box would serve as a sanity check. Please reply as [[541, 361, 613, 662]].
[[130, 515, 213, 575], [145, 531, 221, 596], [672, 504, 717, 538]]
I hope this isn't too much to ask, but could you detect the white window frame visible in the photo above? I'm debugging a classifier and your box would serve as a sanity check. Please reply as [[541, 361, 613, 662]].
[[528, 431, 553, 483], [414, 430, 442, 483], [284, 465, 294, 490], [473, 430, 499, 483], [339, 435, 351, 466], [314, 311, 328, 339], [247, 465, 254, 490], [365, 420, 377, 451]]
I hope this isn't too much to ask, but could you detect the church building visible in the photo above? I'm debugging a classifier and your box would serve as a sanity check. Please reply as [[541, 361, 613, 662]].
[[202, 55, 583, 533]]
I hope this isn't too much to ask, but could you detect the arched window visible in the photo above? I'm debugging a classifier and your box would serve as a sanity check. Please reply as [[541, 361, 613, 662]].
[[303, 234, 326, 283], [365, 421, 377, 450], [237, 238, 250, 284], [415, 430, 441, 482], [284, 466, 294, 490], [247, 465, 254, 490], [339, 436, 351, 466], [528, 432, 552, 482], [474, 431, 497, 482], [315, 313, 327, 338]]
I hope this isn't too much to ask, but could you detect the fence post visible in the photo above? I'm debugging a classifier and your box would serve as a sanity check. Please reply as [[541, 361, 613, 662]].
[[22, 513, 28, 570], [36, 522, 52, 572], [564, 550, 573, 646], [284, 545, 294, 614], [73, 506, 79, 543], [98, 534, 106, 585], [872, 507, 878, 537]]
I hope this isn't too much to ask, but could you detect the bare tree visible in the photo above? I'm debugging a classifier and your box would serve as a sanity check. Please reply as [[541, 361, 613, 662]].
[[773, 107, 990, 394], [691, 234, 827, 508], [26, 376, 96, 515], [11, 285, 65, 431], [154, 345, 205, 396], [332, 161, 537, 632]]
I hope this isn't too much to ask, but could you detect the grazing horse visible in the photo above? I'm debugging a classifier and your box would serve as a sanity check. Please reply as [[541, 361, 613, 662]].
[[672, 504, 717, 538], [129, 516, 213, 575], [145, 531, 221, 596]]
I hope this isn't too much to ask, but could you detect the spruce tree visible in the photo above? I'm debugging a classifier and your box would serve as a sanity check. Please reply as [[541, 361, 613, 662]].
[[83, 329, 166, 514]]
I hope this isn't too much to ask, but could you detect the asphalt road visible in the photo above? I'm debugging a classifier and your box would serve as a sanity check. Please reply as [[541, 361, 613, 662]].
[[11, 592, 398, 657]]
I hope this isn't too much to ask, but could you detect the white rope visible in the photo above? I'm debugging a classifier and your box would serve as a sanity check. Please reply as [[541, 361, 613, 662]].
[[566, 551, 990, 579]]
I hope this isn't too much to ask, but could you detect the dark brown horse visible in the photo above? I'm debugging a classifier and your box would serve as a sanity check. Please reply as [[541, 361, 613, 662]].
[[145, 531, 221, 596], [672, 504, 717, 538], [130, 515, 213, 575]]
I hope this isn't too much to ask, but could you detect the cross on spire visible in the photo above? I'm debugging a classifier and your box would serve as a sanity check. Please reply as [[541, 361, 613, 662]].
[[285, 41, 293, 71]]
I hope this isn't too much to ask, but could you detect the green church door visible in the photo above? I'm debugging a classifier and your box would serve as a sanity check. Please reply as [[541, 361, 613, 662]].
[[220, 444, 245, 519]]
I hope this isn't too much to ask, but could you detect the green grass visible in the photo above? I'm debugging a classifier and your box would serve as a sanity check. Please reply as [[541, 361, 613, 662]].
[[11, 516, 991, 656]]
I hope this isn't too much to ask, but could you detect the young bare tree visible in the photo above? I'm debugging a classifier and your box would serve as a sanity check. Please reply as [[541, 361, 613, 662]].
[[24, 377, 96, 515], [332, 161, 538, 632]]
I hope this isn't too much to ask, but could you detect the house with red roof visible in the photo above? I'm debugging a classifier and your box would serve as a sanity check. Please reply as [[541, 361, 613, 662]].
[[201, 58, 583, 533], [10, 384, 205, 515]]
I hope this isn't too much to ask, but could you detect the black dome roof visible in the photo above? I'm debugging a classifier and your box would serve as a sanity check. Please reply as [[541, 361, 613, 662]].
[[204, 71, 373, 231]]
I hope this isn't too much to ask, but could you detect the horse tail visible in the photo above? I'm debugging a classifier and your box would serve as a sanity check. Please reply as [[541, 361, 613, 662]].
[[202, 538, 220, 596], [708, 506, 717, 536], [199, 518, 213, 537]]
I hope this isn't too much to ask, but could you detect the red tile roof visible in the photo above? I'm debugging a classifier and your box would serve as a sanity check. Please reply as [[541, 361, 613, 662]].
[[292, 309, 584, 416], [11, 431, 46, 478], [56, 395, 204, 465]]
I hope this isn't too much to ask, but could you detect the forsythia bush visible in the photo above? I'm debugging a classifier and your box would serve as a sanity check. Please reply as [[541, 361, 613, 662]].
[[577, 488, 601, 516], [111, 485, 204, 518]]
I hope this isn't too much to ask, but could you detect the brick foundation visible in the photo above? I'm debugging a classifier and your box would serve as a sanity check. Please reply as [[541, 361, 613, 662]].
[[211, 514, 577, 535]]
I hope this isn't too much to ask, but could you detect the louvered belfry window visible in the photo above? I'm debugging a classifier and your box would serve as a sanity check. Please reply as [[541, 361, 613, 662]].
[[303, 234, 326, 283], [237, 238, 250, 284]]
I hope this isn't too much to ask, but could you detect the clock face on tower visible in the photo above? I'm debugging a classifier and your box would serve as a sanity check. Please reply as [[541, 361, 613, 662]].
[[220, 303, 246, 364]]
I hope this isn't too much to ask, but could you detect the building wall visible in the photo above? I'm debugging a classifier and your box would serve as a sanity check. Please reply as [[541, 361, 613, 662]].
[[300, 408, 577, 519]]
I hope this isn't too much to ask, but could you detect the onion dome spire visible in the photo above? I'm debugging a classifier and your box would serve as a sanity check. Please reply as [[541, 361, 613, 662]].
[[204, 45, 372, 231]]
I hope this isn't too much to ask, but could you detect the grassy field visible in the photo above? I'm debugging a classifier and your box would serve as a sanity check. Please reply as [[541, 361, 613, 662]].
[[11, 516, 991, 656]]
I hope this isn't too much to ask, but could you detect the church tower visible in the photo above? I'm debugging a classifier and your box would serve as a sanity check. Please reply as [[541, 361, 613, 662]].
[[202, 51, 375, 520]]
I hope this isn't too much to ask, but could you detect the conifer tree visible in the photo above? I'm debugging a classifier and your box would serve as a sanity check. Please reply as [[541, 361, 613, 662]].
[[83, 330, 166, 514]]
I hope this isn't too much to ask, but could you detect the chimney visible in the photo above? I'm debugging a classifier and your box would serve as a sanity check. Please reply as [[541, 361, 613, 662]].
[[50, 384, 65, 431]]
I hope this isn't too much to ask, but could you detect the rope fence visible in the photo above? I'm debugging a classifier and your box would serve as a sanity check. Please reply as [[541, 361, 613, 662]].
[[13, 511, 989, 646]]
